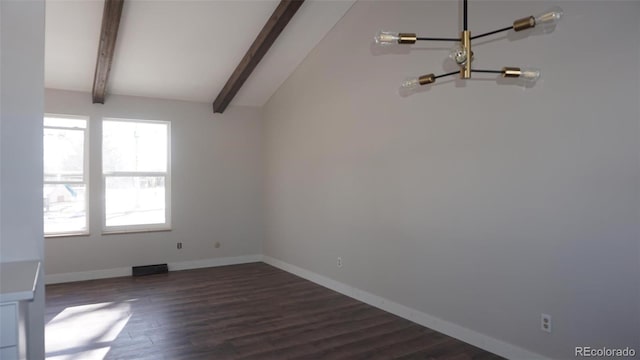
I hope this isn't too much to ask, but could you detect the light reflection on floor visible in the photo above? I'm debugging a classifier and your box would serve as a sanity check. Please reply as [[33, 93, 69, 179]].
[[45, 300, 135, 360]]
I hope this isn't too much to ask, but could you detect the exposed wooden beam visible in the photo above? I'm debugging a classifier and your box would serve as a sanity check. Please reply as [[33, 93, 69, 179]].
[[92, 0, 124, 104], [213, 0, 304, 113]]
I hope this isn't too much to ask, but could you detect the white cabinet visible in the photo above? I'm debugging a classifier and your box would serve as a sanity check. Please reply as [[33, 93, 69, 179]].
[[0, 303, 19, 360], [0, 347, 18, 360], [0, 261, 40, 360], [0, 303, 17, 346]]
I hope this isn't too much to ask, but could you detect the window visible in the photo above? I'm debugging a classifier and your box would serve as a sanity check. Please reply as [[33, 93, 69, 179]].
[[43, 116, 89, 236], [102, 119, 171, 232]]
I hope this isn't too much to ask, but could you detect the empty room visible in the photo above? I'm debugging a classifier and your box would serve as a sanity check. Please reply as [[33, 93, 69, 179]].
[[0, 0, 638, 359]]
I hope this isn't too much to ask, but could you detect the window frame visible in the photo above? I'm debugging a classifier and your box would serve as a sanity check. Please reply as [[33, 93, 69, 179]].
[[101, 118, 172, 234], [43, 114, 90, 237]]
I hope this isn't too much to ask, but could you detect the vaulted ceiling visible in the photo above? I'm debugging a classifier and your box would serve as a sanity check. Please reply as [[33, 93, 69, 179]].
[[45, 0, 354, 108]]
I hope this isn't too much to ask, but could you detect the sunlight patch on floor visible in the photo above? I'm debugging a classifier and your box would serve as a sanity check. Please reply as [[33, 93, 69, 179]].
[[46, 300, 135, 360]]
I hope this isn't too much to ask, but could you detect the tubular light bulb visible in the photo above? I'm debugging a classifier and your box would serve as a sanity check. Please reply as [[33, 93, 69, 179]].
[[401, 74, 435, 89], [520, 67, 541, 82], [401, 77, 421, 90], [375, 30, 400, 46], [535, 6, 563, 26]]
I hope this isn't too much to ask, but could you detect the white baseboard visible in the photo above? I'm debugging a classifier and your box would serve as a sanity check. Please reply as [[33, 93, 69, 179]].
[[168, 254, 263, 271], [262, 255, 548, 360], [45, 266, 131, 284], [45, 254, 263, 284]]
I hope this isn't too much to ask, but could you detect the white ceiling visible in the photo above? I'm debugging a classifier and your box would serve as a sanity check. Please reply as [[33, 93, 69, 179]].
[[45, 0, 355, 107]]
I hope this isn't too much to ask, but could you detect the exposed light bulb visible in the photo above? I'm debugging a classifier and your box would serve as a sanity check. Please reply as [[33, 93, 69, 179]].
[[502, 67, 540, 83], [401, 77, 421, 90], [375, 30, 400, 46], [535, 6, 563, 26], [401, 74, 436, 90], [449, 45, 467, 65], [520, 67, 541, 82]]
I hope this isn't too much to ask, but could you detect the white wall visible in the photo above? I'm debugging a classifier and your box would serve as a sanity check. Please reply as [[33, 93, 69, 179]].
[[263, 1, 640, 358], [0, 0, 46, 358], [45, 90, 263, 276]]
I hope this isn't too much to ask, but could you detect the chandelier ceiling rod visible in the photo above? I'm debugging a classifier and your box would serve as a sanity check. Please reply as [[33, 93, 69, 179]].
[[463, 0, 468, 31], [374, 0, 563, 90]]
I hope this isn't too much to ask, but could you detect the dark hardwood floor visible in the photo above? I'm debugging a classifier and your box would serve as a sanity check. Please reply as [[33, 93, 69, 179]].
[[45, 262, 504, 360]]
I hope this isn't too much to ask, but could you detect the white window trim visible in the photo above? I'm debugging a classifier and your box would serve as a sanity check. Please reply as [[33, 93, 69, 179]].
[[44, 114, 90, 237], [101, 118, 172, 234]]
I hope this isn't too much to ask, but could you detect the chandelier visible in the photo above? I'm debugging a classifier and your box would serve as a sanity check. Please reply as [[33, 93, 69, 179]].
[[374, 0, 563, 89]]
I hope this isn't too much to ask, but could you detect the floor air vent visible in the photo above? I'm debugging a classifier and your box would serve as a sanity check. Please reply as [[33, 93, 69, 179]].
[[132, 264, 169, 276]]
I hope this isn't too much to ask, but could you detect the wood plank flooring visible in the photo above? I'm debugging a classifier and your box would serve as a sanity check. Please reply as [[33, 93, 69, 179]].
[[45, 262, 504, 360]]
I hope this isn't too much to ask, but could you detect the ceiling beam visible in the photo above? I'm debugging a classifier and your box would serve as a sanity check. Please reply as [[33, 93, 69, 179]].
[[213, 0, 305, 113], [92, 0, 124, 104]]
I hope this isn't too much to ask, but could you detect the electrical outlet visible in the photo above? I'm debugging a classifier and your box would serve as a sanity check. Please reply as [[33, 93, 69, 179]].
[[177, 242, 183, 249], [541, 313, 552, 333], [337, 257, 342, 268]]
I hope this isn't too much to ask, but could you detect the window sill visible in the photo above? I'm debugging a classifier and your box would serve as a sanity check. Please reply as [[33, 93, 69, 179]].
[[102, 228, 172, 236], [45, 232, 90, 239]]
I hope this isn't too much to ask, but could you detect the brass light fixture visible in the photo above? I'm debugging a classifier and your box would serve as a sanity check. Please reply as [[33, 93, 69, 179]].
[[374, 0, 563, 89]]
